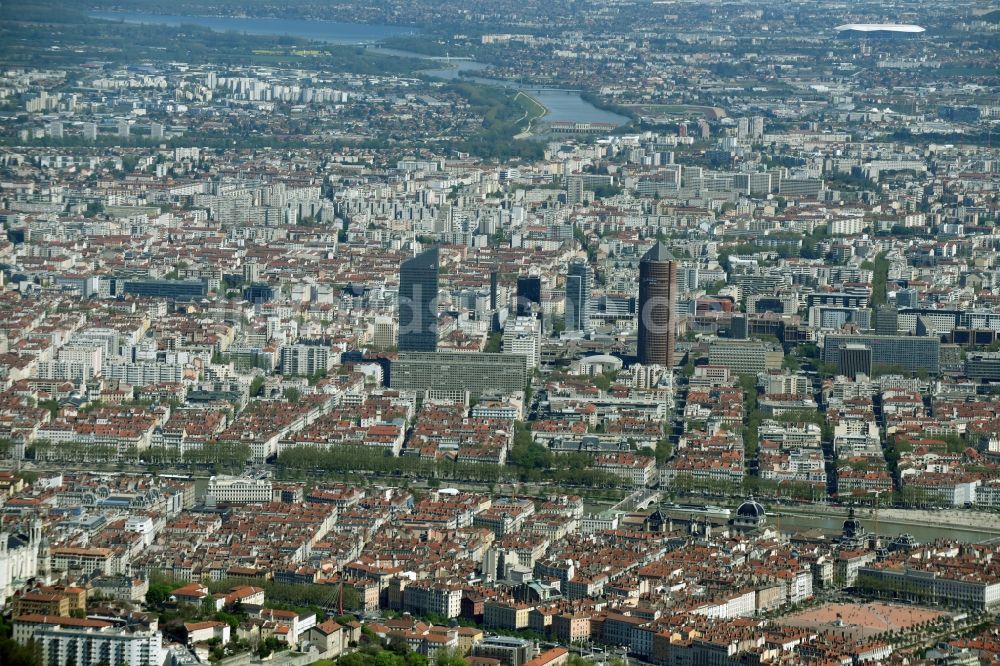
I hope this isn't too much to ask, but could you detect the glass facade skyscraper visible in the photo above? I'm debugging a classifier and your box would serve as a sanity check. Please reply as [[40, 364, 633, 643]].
[[397, 247, 439, 352], [565, 259, 591, 332], [516, 275, 542, 316]]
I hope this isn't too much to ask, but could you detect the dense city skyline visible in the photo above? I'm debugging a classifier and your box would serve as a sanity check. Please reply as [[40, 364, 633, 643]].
[[0, 1, 999, 665]]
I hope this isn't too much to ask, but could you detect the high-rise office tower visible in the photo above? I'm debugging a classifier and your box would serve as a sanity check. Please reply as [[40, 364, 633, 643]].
[[489, 270, 499, 310], [737, 117, 750, 139], [837, 344, 872, 379], [503, 316, 542, 370], [243, 260, 261, 283], [398, 247, 439, 352], [896, 288, 918, 308], [565, 259, 592, 332], [874, 306, 899, 336], [638, 242, 678, 367], [567, 176, 584, 205], [517, 276, 542, 316], [373, 316, 398, 349]]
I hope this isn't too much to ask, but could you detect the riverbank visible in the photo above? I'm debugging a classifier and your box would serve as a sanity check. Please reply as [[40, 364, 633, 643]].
[[777, 505, 1000, 535], [90, 11, 415, 45], [11, 457, 997, 542], [391, 50, 629, 126], [624, 103, 727, 121], [512, 91, 548, 138], [879, 507, 1000, 533]]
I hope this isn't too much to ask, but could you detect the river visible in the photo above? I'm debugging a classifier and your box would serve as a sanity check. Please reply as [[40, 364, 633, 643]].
[[89, 11, 415, 44], [90, 11, 629, 126], [774, 510, 998, 545], [581, 499, 1000, 544], [414, 57, 630, 125]]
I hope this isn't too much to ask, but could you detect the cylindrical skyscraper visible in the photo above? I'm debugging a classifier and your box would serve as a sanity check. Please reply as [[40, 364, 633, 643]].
[[638, 242, 678, 367]]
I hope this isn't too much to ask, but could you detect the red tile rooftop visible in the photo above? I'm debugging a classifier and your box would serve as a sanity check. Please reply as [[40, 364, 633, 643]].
[[15, 614, 112, 628]]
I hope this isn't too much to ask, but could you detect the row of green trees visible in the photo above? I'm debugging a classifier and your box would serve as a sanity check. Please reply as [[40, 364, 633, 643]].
[[30, 440, 120, 463], [870, 251, 890, 307], [665, 472, 824, 501], [277, 441, 622, 488], [205, 576, 360, 613], [27, 440, 250, 473], [738, 374, 762, 460]]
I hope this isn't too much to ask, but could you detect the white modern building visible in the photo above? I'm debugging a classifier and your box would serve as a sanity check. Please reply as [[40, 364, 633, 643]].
[[279, 344, 334, 376], [206, 475, 272, 505], [502, 316, 542, 370], [13, 614, 165, 666], [402, 581, 463, 619]]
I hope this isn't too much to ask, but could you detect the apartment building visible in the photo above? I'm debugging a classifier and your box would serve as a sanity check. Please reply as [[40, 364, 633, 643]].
[[13, 615, 163, 666], [402, 581, 463, 619], [205, 475, 273, 505]]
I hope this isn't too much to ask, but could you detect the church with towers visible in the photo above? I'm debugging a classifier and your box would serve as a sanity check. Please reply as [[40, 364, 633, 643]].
[[0, 519, 48, 607]]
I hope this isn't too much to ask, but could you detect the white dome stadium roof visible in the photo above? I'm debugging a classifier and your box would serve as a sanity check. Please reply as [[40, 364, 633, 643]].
[[835, 23, 925, 33]]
